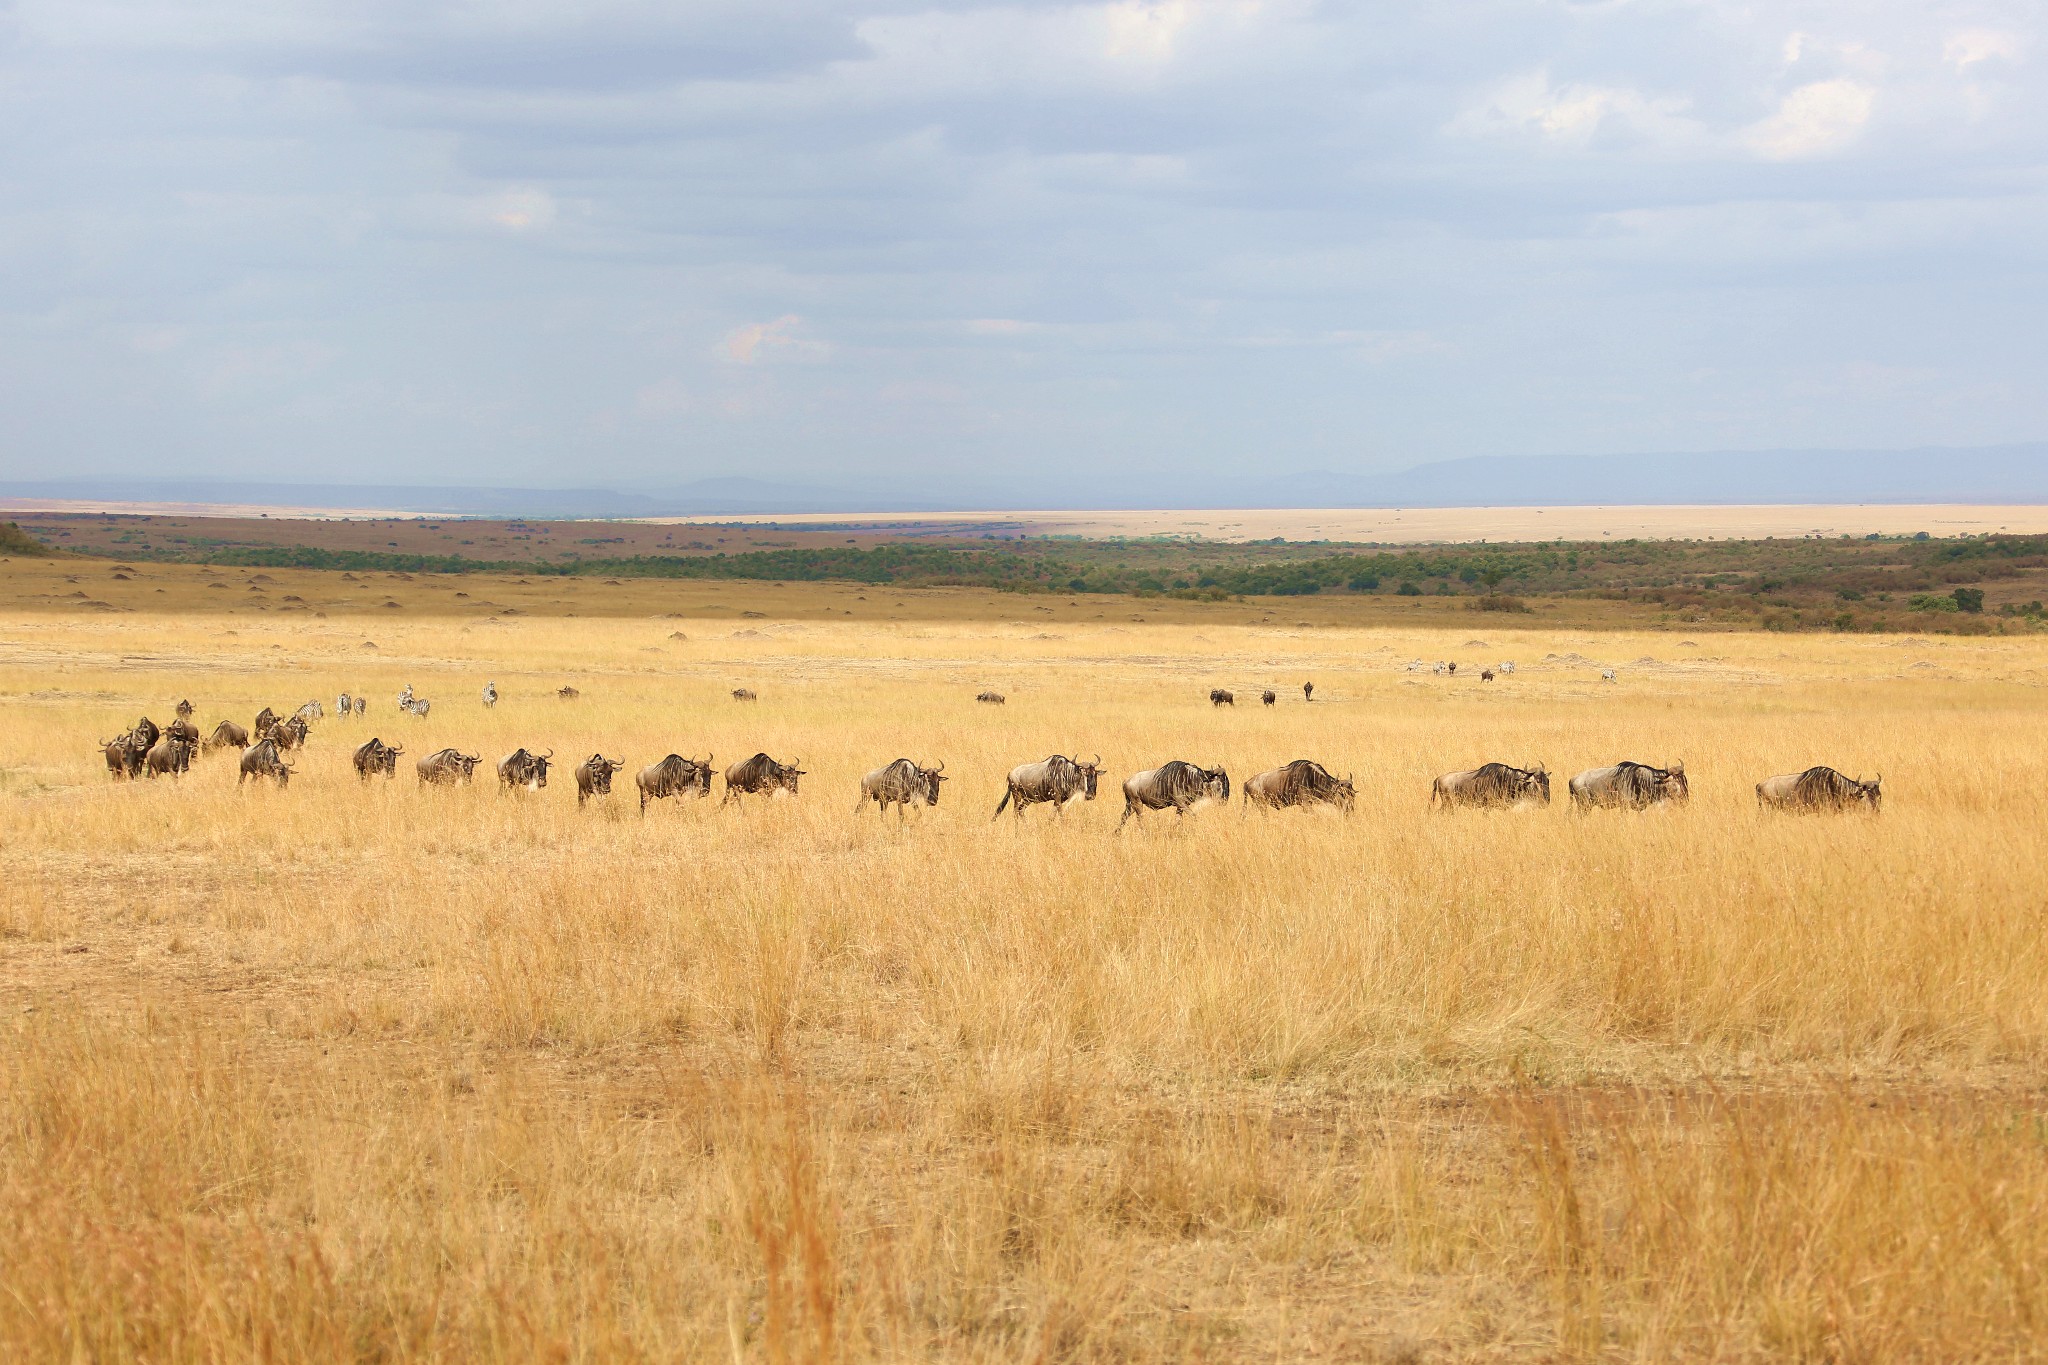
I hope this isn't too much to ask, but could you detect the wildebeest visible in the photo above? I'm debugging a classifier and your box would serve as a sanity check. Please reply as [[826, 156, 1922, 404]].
[[1480, 669, 1495, 683], [497, 747, 553, 791], [992, 754, 1103, 821], [133, 716, 160, 754], [1209, 689, 1235, 707], [293, 700, 324, 724], [238, 737, 293, 787], [722, 752, 804, 806], [636, 754, 715, 812], [205, 719, 250, 752], [731, 688, 757, 702], [144, 733, 196, 778], [976, 690, 1006, 705], [1569, 761, 1687, 811], [855, 758, 947, 819], [174, 699, 194, 718], [268, 715, 310, 752], [1261, 690, 1276, 706], [162, 718, 200, 745], [557, 685, 580, 701], [481, 681, 497, 708], [352, 737, 404, 781], [1118, 761, 1230, 829], [1430, 762, 1550, 810], [416, 748, 481, 786], [1757, 766, 1881, 813], [254, 707, 280, 739], [1303, 680, 1313, 701], [100, 729, 149, 779], [574, 754, 626, 807], [1244, 759, 1355, 814]]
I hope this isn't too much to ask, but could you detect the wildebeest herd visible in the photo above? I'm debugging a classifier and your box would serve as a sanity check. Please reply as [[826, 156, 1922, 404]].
[[95, 680, 1883, 818]]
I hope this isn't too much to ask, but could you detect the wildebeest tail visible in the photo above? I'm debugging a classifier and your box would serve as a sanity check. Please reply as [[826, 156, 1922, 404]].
[[991, 786, 1013, 820]]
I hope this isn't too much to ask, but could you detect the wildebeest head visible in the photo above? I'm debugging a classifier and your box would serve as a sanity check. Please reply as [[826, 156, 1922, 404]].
[[917, 760, 947, 805], [163, 717, 200, 744], [777, 758, 804, 794], [1197, 765, 1230, 802], [1660, 761, 1689, 802], [134, 716, 160, 752], [1529, 766, 1552, 804], [175, 699, 193, 717], [1074, 754, 1102, 799]]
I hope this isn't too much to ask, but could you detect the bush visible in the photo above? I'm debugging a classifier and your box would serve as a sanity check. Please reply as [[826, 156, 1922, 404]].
[[1469, 594, 1532, 613], [1952, 587, 1985, 614], [1347, 574, 1380, 592], [1396, 581, 1422, 597], [1909, 594, 1959, 613]]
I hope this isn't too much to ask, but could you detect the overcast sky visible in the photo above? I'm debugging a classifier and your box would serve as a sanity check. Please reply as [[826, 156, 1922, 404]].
[[1, 0, 2042, 493]]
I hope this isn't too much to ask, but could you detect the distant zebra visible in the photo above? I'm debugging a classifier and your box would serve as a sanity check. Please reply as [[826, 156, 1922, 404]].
[[402, 697, 430, 719], [337, 692, 353, 717], [482, 681, 498, 708], [350, 696, 367, 717]]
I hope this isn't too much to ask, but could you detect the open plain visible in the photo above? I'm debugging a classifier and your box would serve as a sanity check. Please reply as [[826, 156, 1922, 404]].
[[5, 557, 2048, 1362]]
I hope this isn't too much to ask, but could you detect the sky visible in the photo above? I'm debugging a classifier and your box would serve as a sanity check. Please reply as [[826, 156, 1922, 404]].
[[0, 0, 2043, 496]]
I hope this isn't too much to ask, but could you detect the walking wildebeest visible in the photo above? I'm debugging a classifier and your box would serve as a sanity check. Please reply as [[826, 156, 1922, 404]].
[[238, 738, 293, 787], [855, 759, 947, 819], [1209, 689, 1235, 707], [416, 748, 481, 786], [1757, 766, 1881, 813], [992, 755, 1103, 821], [1480, 669, 1495, 683], [635, 754, 714, 813], [558, 685, 580, 700], [254, 707, 280, 740], [574, 754, 626, 807], [481, 681, 498, 708], [144, 734, 196, 778], [722, 753, 804, 806], [497, 747, 553, 791], [1569, 761, 1687, 811], [1303, 680, 1313, 701], [1430, 762, 1550, 810], [731, 688, 757, 702], [205, 719, 250, 752], [352, 737, 403, 781], [976, 690, 1006, 705], [1118, 761, 1230, 829], [1261, 690, 1276, 706], [1244, 759, 1355, 814], [268, 715, 310, 752]]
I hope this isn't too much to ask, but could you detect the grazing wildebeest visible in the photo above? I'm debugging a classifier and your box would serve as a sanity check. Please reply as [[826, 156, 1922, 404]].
[[1303, 680, 1313, 701], [855, 758, 946, 819], [293, 700, 324, 724], [205, 719, 250, 752], [352, 737, 404, 781], [1209, 689, 1235, 707], [1244, 759, 1354, 814], [144, 733, 196, 778], [350, 696, 367, 718], [976, 690, 1006, 705], [254, 707, 280, 740], [174, 699, 194, 718], [481, 681, 497, 708], [635, 754, 715, 813], [731, 688, 757, 702], [497, 747, 553, 791], [416, 748, 481, 786], [1261, 690, 1276, 706], [557, 685, 580, 701], [722, 753, 804, 806], [238, 738, 293, 787], [268, 715, 310, 752], [574, 754, 626, 807], [1480, 669, 1495, 682], [992, 755, 1103, 821], [1431, 762, 1550, 810], [1118, 761, 1230, 829], [1569, 761, 1687, 811], [1757, 766, 1881, 813]]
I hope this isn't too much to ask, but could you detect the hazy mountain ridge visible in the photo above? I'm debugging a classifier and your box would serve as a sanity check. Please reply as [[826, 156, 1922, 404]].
[[6, 445, 2045, 517]]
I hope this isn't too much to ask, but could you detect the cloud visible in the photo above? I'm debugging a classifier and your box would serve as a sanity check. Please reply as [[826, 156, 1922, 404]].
[[1946, 29, 2021, 69], [1450, 71, 1700, 149], [717, 315, 827, 364], [1745, 79, 1877, 159]]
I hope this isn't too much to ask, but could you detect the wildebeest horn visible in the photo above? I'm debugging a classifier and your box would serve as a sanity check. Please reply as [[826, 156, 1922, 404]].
[[1670, 760, 1684, 773], [543, 748, 553, 760], [931, 759, 945, 774], [1091, 754, 1101, 768]]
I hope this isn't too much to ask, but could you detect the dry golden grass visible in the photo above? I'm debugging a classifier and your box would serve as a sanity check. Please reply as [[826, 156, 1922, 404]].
[[5, 585, 2048, 1361]]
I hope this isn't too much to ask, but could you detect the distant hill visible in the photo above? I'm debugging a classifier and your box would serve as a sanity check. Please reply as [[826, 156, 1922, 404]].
[[5, 445, 2045, 517]]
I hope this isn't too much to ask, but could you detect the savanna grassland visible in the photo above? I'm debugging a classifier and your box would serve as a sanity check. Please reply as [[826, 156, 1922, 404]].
[[5, 551, 2048, 1362]]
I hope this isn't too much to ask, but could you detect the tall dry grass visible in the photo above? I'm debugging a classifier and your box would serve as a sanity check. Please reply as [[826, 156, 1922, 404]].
[[4, 605, 2048, 1359]]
